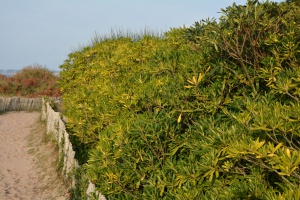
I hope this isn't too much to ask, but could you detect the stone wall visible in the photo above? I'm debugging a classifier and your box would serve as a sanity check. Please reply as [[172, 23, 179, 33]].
[[41, 99, 106, 200], [0, 97, 42, 112]]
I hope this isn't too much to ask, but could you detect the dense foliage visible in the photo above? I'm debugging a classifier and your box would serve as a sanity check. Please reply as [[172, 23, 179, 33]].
[[0, 65, 60, 97], [286, 0, 300, 6], [60, 0, 300, 199]]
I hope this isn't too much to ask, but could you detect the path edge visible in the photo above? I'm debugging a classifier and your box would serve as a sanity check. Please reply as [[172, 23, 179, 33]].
[[41, 99, 106, 200]]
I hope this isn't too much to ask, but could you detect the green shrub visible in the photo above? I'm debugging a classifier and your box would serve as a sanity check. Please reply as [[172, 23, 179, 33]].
[[60, 0, 300, 199], [286, 0, 300, 6]]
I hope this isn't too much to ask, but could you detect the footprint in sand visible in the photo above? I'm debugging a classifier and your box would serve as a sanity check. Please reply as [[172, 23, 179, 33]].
[[0, 111, 69, 200]]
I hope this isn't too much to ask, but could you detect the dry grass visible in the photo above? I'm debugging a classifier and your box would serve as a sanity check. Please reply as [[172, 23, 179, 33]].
[[27, 116, 71, 199]]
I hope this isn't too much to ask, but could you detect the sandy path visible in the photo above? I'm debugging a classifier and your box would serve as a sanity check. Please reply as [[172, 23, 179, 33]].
[[0, 111, 69, 200]]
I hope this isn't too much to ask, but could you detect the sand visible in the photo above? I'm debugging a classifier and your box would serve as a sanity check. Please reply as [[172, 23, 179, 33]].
[[0, 111, 69, 200]]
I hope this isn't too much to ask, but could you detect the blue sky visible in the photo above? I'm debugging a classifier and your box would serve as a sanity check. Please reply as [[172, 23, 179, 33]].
[[0, 0, 283, 71]]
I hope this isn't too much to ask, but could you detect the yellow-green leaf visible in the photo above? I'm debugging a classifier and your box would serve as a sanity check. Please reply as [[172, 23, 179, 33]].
[[177, 113, 182, 123]]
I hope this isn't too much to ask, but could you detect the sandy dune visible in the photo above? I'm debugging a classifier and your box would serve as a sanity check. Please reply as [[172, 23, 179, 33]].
[[0, 111, 69, 200]]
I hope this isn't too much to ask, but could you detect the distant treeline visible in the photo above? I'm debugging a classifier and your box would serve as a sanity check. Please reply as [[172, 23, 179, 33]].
[[0, 70, 19, 77]]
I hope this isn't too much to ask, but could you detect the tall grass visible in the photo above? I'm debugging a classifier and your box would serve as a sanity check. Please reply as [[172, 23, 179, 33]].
[[90, 27, 164, 45]]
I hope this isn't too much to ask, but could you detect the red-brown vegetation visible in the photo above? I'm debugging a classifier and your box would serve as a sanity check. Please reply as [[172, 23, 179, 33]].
[[0, 65, 60, 97]]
